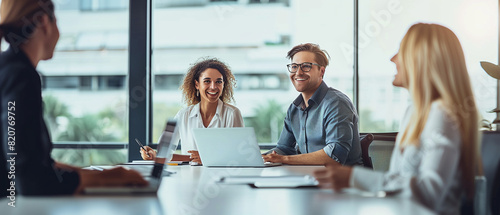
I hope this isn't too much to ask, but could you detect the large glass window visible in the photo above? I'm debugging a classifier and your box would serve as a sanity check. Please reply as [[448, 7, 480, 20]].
[[151, 0, 354, 145], [37, 1, 130, 166], [358, 0, 498, 132], [3, 0, 495, 164]]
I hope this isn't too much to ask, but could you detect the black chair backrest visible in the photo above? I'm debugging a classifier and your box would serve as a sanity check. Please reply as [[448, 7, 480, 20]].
[[482, 131, 500, 215], [360, 133, 374, 169]]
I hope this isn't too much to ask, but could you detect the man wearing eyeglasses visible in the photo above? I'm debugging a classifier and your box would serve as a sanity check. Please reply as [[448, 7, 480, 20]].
[[263, 43, 362, 166]]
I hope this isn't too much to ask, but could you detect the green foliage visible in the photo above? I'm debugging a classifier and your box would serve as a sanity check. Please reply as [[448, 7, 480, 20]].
[[42, 95, 128, 166], [43, 94, 70, 138], [245, 99, 286, 143], [152, 103, 182, 142], [43, 94, 70, 119], [51, 149, 127, 167], [57, 114, 118, 142], [96, 107, 128, 142], [359, 108, 397, 132], [53, 113, 126, 167]]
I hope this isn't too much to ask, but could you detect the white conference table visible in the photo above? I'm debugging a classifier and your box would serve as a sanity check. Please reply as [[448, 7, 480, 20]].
[[1, 165, 435, 215]]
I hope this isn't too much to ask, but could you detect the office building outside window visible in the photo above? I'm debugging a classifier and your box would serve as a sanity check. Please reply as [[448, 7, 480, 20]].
[[36, 1, 131, 166], [6, 0, 495, 165], [358, 0, 498, 132], [151, 0, 354, 145]]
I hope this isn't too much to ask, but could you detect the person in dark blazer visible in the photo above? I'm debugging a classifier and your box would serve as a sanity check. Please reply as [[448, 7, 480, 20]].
[[0, 0, 147, 196]]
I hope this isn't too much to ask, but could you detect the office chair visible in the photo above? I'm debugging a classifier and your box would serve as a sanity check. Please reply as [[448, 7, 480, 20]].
[[482, 131, 500, 215], [463, 130, 500, 215], [360, 133, 374, 169]]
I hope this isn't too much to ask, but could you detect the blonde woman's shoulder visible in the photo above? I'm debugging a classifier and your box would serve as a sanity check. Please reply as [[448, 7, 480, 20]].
[[429, 100, 459, 125], [422, 101, 461, 144]]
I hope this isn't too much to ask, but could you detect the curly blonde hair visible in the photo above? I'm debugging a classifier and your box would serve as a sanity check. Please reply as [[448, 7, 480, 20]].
[[180, 58, 236, 106]]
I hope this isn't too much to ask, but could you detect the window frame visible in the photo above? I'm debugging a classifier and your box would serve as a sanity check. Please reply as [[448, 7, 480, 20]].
[[52, 0, 153, 162], [127, 0, 152, 161], [53, 0, 360, 161]]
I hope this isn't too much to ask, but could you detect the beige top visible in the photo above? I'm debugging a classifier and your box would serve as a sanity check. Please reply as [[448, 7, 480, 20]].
[[350, 101, 462, 215]]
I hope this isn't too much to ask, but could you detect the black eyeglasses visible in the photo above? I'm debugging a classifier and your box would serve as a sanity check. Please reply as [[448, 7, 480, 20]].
[[286, 62, 321, 73]]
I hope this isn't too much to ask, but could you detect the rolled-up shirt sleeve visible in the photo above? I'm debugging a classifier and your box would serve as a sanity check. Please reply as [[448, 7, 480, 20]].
[[322, 99, 355, 164]]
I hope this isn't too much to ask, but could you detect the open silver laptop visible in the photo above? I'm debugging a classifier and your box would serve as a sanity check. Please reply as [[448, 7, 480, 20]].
[[84, 120, 178, 194], [193, 127, 281, 167]]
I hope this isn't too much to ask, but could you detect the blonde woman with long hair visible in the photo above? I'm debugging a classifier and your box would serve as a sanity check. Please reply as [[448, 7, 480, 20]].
[[314, 23, 480, 215]]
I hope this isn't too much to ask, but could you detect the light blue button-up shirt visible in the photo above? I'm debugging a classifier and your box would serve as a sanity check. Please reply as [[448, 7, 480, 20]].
[[274, 81, 362, 165]]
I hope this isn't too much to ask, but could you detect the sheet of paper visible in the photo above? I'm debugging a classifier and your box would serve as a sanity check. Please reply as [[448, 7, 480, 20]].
[[218, 175, 319, 188], [132, 160, 155, 164], [122, 160, 185, 165]]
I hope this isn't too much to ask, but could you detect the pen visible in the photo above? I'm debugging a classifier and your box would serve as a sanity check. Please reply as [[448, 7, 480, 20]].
[[135, 138, 150, 158]]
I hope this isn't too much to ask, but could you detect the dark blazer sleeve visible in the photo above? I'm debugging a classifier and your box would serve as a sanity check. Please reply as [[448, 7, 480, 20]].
[[1, 63, 80, 195], [0, 128, 6, 197]]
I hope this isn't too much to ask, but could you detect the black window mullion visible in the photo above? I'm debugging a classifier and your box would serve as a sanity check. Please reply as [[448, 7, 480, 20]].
[[353, 0, 359, 114], [128, 0, 152, 162]]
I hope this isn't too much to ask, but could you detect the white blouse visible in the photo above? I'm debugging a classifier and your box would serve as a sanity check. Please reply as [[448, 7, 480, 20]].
[[170, 99, 244, 155], [350, 101, 463, 215]]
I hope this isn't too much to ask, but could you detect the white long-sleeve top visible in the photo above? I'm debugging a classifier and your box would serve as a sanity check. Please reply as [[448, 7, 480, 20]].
[[350, 101, 463, 215], [169, 99, 244, 155]]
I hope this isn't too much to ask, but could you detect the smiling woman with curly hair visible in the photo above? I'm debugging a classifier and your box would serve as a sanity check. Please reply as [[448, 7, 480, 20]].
[[140, 58, 244, 164], [181, 58, 236, 106]]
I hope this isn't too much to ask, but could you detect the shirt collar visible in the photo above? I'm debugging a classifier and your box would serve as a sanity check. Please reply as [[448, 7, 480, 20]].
[[188, 99, 223, 118], [292, 81, 329, 109], [189, 103, 200, 118]]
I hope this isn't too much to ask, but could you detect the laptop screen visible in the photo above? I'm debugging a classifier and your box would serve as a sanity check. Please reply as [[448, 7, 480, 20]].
[[152, 120, 177, 179]]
